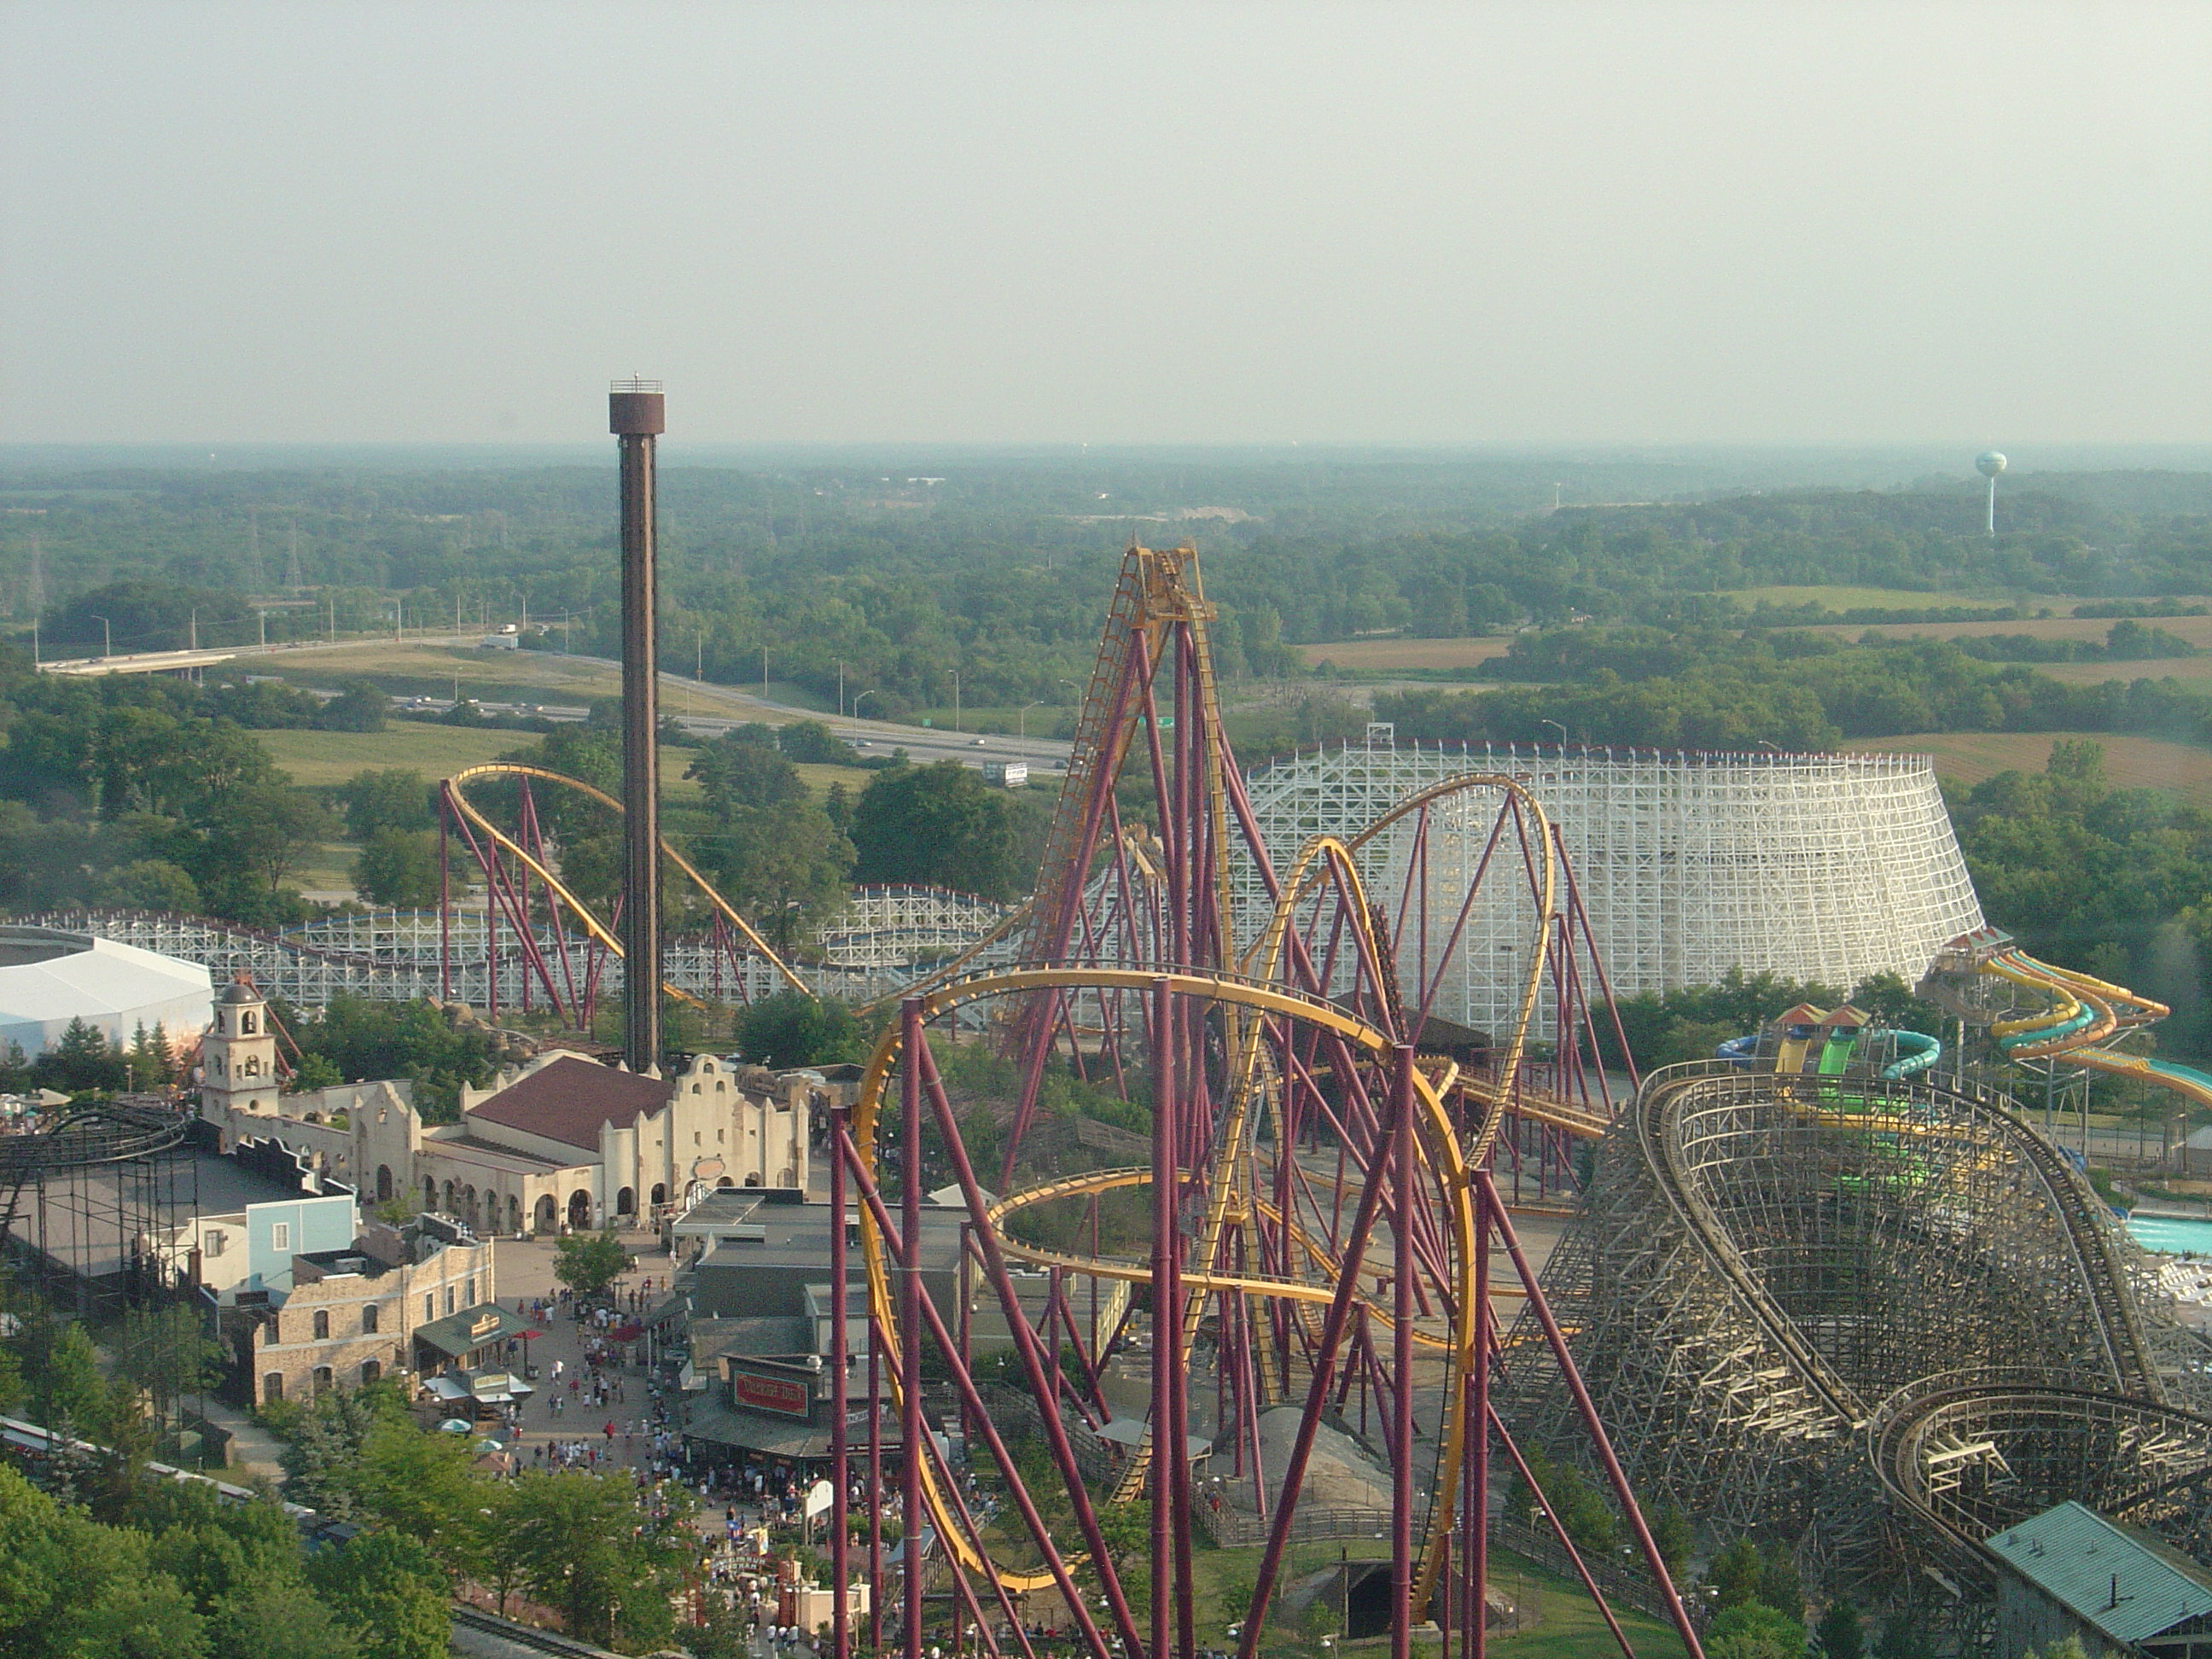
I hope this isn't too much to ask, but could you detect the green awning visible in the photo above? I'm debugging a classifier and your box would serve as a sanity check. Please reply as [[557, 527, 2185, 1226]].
[[414, 1304, 535, 1361]]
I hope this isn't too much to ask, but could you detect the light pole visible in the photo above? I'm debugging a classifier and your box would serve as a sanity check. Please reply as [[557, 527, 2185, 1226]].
[[760, 645, 769, 696], [91, 614, 112, 657], [1020, 700, 1044, 739], [951, 670, 961, 733], [1541, 718, 1568, 748], [852, 690, 878, 720], [1058, 678, 1081, 706], [836, 660, 847, 718]]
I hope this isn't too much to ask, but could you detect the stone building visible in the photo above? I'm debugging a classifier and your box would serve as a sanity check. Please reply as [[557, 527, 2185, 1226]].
[[195, 982, 827, 1240], [224, 1213, 520, 1406]]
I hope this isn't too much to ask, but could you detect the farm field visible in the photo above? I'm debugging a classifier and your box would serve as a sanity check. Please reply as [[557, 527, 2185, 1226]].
[[1842, 731, 2212, 810], [1727, 583, 2071, 612], [1799, 612, 2212, 648], [1290, 636, 1516, 672]]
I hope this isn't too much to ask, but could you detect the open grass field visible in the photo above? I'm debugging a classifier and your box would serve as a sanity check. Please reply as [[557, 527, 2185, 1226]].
[[1841, 731, 2212, 810], [1289, 636, 1516, 672], [1727, 583, 2068, 612], [261, 725, 538, 787], [1801, 612, 2212, 649], [2037, 655, 2212, 685], [1179, 1538, 1689, 1658]]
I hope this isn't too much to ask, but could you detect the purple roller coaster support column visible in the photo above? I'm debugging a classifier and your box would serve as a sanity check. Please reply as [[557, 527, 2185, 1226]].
[[1238, 1062, 1410, 1659], [831, 1102, 851, 1659], [1391, 1044, 1416, 1659], [901, 998, 925, 1659], [1481, 1172, 1706, 1659], [1151, 977, 1176, 1659], [1470, 1216, 1490, 1659], [913, 1042, 1146, 1658], [836, 1122, 1106, 1659]]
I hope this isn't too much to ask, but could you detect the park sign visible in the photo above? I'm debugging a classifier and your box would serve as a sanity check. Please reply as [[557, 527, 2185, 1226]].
[[730, 1365, 811, 1419]]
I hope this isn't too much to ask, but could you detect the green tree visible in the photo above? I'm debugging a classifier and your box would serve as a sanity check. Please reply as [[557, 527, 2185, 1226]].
[[352, 828, 439, 908], [90, 858, 202, 912], [851, 760, 1021, 899], [1648, 1500, 1693, 1581], [732, 991, 870, 1068], [552, 1228, 630, 1302], [687, 735, 806, 814], [1707, 1600, 1808, 1659], [114, 1301, 223, 1424], [699, 798, 853, 953], [352, 1417, 483, 1580], [1815, 1599, 1866, 1659], [306, 1529, 450, 1659], [316, 683, 387, 733], [502, 1468, 694, 1648], [334, 770, 434, 840], [214, 1579, 364, 1659], [35, 1016, 126, 1093]]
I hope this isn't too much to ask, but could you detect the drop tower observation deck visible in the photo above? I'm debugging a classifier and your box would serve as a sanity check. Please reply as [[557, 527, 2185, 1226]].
[[611, 379, 666, 1073]]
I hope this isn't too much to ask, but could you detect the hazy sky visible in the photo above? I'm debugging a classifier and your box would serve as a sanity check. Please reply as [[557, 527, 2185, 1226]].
[[3, 2, 2207, 447]]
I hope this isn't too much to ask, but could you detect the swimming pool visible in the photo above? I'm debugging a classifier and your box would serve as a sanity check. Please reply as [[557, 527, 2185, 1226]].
[[2125, 1214, 2212, 1256]]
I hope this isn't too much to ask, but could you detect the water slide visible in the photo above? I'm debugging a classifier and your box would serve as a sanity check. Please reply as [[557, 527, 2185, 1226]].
[[1972, 948, 2212, 1111], [1714, 1025, 1941, 1081]]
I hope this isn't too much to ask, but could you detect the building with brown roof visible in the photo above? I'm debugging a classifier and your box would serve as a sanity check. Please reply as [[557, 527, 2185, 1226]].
[[197, 983, 818, 1243]]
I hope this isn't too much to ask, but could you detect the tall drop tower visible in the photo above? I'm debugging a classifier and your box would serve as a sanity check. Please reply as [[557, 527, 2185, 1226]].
[[610, 378, 666, 1072]]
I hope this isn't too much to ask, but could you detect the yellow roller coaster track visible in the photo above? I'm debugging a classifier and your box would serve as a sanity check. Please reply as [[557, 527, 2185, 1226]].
[[441, 763, 812, 1004]]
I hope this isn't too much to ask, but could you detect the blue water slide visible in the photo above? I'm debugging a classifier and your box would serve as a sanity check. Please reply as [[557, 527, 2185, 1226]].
[[1998, 1004, 2098, 1051], [2145, 1058, 2212, 1095], [1715, 1035, 1759, 1068]]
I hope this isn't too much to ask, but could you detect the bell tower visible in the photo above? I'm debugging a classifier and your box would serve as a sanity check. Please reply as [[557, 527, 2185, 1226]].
[[200, 977, 282, 1121]]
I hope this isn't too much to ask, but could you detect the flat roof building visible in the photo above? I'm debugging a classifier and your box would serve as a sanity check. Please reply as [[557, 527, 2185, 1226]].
[[1988, 1502, 2212, 1659]]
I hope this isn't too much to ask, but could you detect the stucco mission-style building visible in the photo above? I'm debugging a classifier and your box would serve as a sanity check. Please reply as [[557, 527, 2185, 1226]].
[[195, 981, 826, 1239]]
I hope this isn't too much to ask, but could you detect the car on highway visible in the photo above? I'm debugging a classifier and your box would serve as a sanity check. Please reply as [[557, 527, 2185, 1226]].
[[971, 736, 987, 747]]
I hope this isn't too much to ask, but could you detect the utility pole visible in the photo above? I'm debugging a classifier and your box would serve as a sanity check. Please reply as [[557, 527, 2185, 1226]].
[[760, 645, 769, 695], [189, 608, 197, 651], [256, 609, 266, 649], [1021, 700, 1043, 739], [952, 669, 961, 733], [836, 659, 846, 718]]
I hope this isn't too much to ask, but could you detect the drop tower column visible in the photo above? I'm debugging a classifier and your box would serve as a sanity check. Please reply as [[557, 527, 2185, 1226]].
[[610, 378, 666, 1073]]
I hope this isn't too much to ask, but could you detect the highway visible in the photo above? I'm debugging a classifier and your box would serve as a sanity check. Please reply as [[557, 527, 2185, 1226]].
[[38, 630, 1077, 777]]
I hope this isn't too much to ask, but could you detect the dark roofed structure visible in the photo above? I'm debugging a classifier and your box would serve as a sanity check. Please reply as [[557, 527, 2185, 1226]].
[[464, 1056, 672, 1151]]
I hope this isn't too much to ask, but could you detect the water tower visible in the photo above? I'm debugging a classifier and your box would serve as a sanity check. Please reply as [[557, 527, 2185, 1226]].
[[1976, 450, 2007, 538]]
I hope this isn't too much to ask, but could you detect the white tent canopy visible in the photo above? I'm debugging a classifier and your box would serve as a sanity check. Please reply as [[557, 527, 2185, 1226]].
[[0, 928, 211, 1058]]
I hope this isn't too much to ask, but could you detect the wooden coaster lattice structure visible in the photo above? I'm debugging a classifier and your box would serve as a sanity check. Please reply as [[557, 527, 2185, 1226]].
[[825, 544, 1703, 1659], [1504, 1060, 2212, 1639]]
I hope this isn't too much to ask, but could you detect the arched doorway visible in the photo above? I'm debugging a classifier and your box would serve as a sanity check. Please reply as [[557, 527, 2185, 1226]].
[[615, 1186, 635, 1218], [375, 1165, 393, 1203], [649, 1182, 667, 1208], [360, 1359, 381, 1385], [423, 1176, 437, 1210], [508, 1194, 522, 1234], [442, 1180, 457, 1214], [534, 1194, 557, 1233], [566, 1189, 591, 1230]]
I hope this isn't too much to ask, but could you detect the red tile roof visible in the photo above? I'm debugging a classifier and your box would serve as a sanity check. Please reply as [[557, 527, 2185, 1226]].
[[465, 1056, 673, 1151]]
